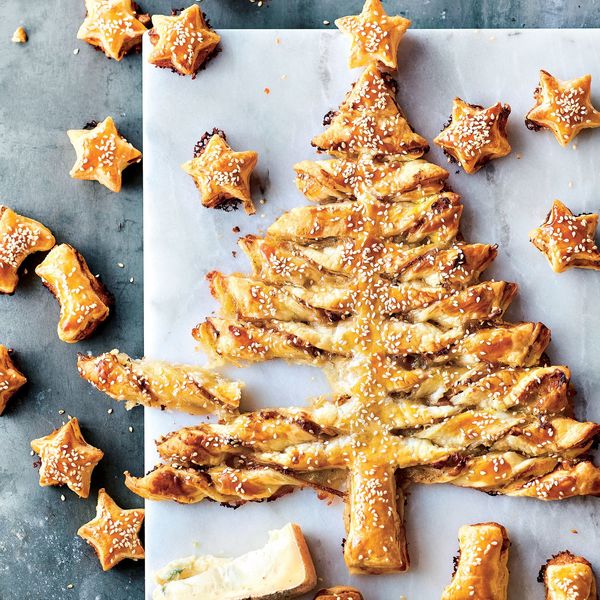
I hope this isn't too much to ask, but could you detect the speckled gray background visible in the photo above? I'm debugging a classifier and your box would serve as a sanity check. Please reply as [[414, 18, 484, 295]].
[[0, 1, 598, 599]]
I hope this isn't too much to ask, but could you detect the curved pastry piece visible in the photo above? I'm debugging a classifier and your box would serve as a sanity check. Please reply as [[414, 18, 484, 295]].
[[77, 0, 148, 61], [31, 417, 104, 498], [77, 350, 241, 415], [68, 117, 142, 192], [314, 587, 364, 600], [525, 70, 600, 146], [311, 65, 429, 159], [441, 522, 509, 600], [530, 200, 600, 272], [36, 244, 112, 343], [294, 157, 448, 204], [77, 488, 144, 571], [0, 345, 27, 415], [434, 98, 512, 174], [335, 0, 410, 70], [0, 206, 55, 294], [541, 551, 597, 600], [182, 130, 258, 215], [148, 5, 220, 77]]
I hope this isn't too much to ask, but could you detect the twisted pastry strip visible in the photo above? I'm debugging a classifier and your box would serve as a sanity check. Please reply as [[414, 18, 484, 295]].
[[77, 350, 241, 415]]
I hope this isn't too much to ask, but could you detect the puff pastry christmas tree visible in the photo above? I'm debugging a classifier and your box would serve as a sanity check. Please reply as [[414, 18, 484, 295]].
[[127, 3, 600, 576]]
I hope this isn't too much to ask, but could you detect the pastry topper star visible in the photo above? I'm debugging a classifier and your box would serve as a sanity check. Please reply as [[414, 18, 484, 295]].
[[530, 200, 600, 273], [525, 70, 600, 146], [181, 130, 258, 215], [78, 488, 145, 571], [335, 0, 411, 71], [31, 417, 104, 498], [0, 345, 27, 415], [77, 0, 148, 61], [68, 117, 142, 193], [148, 5, 221, 77], [434, 98, 512, 174]]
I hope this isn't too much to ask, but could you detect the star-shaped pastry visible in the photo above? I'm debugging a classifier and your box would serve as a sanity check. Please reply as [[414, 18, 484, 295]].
[[181, 130, 258, 215], [525, 70, 600, 146], [530, 200, 600, 272], [31, 417, 104, 498], [77, 0, 148, 61], [148, 5, 221, 77], [335, 0, 411, 71], [434, 98, 512, 174], [0, 345, 27, 415], [78, 488, 145, 571], [68, 117, 142, 193], [0, 206, 55, 294]]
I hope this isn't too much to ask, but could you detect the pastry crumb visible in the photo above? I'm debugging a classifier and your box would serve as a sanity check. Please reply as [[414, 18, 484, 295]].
[[264, 87, 271, 95], [571, 529, 578, 534], [73, 48, 79, 55], [323, 20, 331, 25], [12, 26, 27, 43]]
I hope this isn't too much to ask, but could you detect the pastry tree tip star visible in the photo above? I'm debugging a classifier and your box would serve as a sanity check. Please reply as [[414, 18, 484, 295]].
[[335, 0, 411, 71], [434, 97, 512, 174], [181, 130, 258, 215], [148, 4, 221, 77], [68, 117, 142, 193], [526, 70, 600, 146], [78, 488, 145, 571], [31, 417, 104, 498], [77, 0, 148, 61], [530, 200, 600, 273]]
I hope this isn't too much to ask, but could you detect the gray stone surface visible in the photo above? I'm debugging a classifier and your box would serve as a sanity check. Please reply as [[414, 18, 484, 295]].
[[0, 1, 597, 599]]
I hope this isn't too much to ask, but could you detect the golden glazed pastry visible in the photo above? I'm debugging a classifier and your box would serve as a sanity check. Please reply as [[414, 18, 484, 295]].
[[77, 350, 242, 415], [77, 0, 148, 61], [68, 117, 142, 193], [530, 200, 600, 272], [314, 587, 364, 600], [441, 523, 509, 600], [311, 64, 429, 160], [127, 58, 600, 576], [181, 130, 258, 215], [78, 488, 145, 571], [0, 206, 55, 294], [434, 98, 512, 174], [542, 551, 597, 600], [0, 345, 27, 415], [335, 0, 410, 71], [31, 417, 104, 498], [147, 5, 221, 77], [35, 244, 112, 343], [525, 70, 600, 146]]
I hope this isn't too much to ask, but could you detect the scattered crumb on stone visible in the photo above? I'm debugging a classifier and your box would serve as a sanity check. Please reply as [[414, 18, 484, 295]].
[[572, 143, 578, 150], [73, 48, 79, 55], [571, 529, 578, 534], [516, 153, 521, 159], [12, 27, 27, 43], [60, 494, 65, 502], [128, 426, 134, 433], [323, 20, 330, 25], [275, 36, 281, 45], [264, 87, 270, 95], [58, 409, 65, 415], [129, 277, 135, 283], [107, 408, 113, 414], [568, 181, 573, 188], [117, 262, 124, 268]]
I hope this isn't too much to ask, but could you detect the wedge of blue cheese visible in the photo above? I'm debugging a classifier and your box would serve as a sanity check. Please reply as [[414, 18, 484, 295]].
[[153, 523, 317, 600]]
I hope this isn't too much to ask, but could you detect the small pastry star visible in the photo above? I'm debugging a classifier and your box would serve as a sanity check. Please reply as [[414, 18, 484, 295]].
[[181, 131, 258, 215], [148, 5, 221, 77], [68, 117, 142, 193], [77, 0, 148, 61], [530, 200, 600, 272], [78, 488, 145, 571], [525, 70, 600, 146], [434, 98, 512, 174], [335, 0, 411, 71], [0, 346, 26, 415], [31, 417, 104, 498]]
